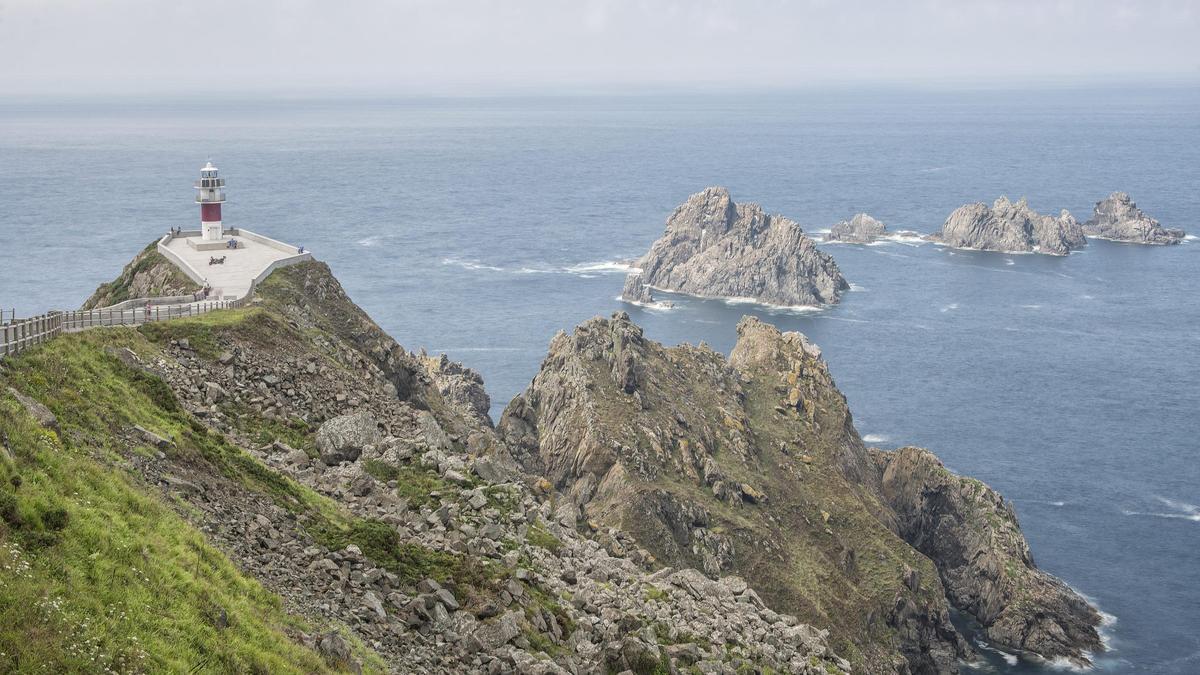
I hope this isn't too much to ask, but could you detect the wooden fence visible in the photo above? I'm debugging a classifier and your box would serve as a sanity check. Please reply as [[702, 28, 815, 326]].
[[1, 299, 242, 359]]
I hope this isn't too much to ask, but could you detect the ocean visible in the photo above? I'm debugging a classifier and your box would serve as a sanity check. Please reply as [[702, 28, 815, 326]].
[[2, 86, 1197, 673]]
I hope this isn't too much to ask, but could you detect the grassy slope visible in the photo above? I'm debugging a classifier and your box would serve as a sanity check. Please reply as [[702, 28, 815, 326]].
[[0, 325, 391, 674]]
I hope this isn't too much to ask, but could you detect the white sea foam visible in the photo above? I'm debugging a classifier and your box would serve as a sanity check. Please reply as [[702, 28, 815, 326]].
[[848, 283, 866, 292], [1121, 496, 1200, 522], [940, 302, 959, 312], [1020, 304, 1043, 310], [1185, 234, 1197, 241], [615, 296, 676, 311], [564, 260, 637, 274], [971, 637, 1020, 666], [862, 433, 888, 444], [448, 257, 638, 277], [357, 235, 383, 247], [1005, 258, 1015, 265], [442, 257, 505, 272]]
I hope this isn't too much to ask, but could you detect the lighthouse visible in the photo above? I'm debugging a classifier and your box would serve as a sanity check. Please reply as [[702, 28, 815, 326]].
[[195, 161, 226, 241]]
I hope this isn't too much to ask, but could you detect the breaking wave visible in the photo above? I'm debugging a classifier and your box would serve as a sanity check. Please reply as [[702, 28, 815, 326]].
[[444, 257, 638, 277], [861, 433, 888, 444], [1122, 496, 1200, 522]]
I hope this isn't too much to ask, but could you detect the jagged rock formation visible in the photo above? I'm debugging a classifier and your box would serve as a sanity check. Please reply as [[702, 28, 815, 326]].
[[876, 447, 1103, 661], [620, 272, 655, 304], [10, 256, 848, 674], [500, 312, 1103, 673], [1083, 192, 1184, 245], [826, 213, 888, 243], [82, 242, 199, 308], [623, 187, 848, 307], [927, 197, 1086, 255], [418, 351, 493, 428]]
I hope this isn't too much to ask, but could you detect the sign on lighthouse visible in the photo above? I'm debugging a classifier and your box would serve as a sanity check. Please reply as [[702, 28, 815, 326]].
[[195, 161, 226, 241]]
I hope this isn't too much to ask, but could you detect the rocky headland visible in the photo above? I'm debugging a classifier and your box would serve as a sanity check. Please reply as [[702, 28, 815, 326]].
[[621, 187, 848, 307], [499, 312, 1103, 673], [825, 213, 889, 243], [1083, 192, 1185, 245], [3, 254, 852, 674], [927, 197, 1086, 255]]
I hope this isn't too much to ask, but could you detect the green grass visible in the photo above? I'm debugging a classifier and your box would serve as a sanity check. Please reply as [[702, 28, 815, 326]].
[[0, 394, 340, 674], [526, 522, 563, 554], [0, 330, 394, 673], [138, 306, 288, 360]]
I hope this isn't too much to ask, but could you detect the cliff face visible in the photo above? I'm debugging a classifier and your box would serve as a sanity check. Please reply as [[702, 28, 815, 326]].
[[876, 448, 1102, 661], [827, 213, 888, 243], [81, 242, 199, 309], [623, 187, 849, 307], [928, 197, 1086, 255], [1083, 192, 1185, 245], [499, 313, 1102, 673]]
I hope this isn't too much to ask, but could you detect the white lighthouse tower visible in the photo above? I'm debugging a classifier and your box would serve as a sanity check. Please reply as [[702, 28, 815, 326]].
[[195, 161, 226, 241]]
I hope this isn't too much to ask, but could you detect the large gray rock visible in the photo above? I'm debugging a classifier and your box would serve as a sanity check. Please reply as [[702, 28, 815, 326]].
[[620, 272, 655, 304], [315, 411, 381, 464], [1083, 192, 1184, 245], [928, 197, 1086, 255], [7, 387, 57, 431], [625, 187, 849, 307], [826, 213, 888, 243]]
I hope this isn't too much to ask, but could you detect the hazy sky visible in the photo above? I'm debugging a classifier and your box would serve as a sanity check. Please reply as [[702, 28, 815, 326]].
[[1, 0, 1197, 95]]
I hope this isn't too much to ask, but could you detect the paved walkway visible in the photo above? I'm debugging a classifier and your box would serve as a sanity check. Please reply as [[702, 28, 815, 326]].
[[161, 233, 302, 299]]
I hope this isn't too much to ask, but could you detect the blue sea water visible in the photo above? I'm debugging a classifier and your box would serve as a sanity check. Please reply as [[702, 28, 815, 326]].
[[2, 87, 1198, 673]]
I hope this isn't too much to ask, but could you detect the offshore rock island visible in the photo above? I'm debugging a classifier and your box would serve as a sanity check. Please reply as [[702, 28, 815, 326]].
[[926, 196, 1086, 255], [621, 187, 848, 308], [1083, 191, 1185, 245], [825, 213, 889, 243]]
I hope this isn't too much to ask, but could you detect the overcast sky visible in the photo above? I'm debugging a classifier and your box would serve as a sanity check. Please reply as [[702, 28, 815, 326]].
[[1, 0, 1197, 95]]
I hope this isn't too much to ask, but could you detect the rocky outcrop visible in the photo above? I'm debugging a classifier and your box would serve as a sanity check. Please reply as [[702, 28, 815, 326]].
[[877, 447, 1102, 665], [82, 243, 199, 309], [1083, 192, 1184, 245], [927, 197, 1086, 255], [417, 351, 493, 427], [624, 187, 849, 307], [500, 312, 1103, 673], [620, 272, 655, 304], [826, 213, 888, 243]]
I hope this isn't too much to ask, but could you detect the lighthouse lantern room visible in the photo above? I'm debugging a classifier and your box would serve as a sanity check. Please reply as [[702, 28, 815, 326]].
[[195, 161, 226, 241]]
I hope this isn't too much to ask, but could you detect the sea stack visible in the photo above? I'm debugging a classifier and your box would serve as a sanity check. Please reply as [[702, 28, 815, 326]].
[[622, 187, 848, 307], [927, 196, 1086, 255], [825, 213, 888, 243], [1083, 192, 1184, 245]]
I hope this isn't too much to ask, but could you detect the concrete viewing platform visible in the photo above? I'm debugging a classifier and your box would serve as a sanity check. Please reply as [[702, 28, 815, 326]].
[[158, 229, 311, 300]]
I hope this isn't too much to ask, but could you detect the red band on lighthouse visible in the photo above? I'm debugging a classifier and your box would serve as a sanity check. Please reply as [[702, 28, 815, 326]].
[[201, 203, 222, 222]]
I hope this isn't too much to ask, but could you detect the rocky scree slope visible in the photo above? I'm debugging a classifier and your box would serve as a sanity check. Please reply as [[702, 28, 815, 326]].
[[927, 197, 1086, 255], [1082, 192, 1185, 245], [6, 256, 849, 674], [622, 187, 849, 307], [499, 312, 1103, 674]]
